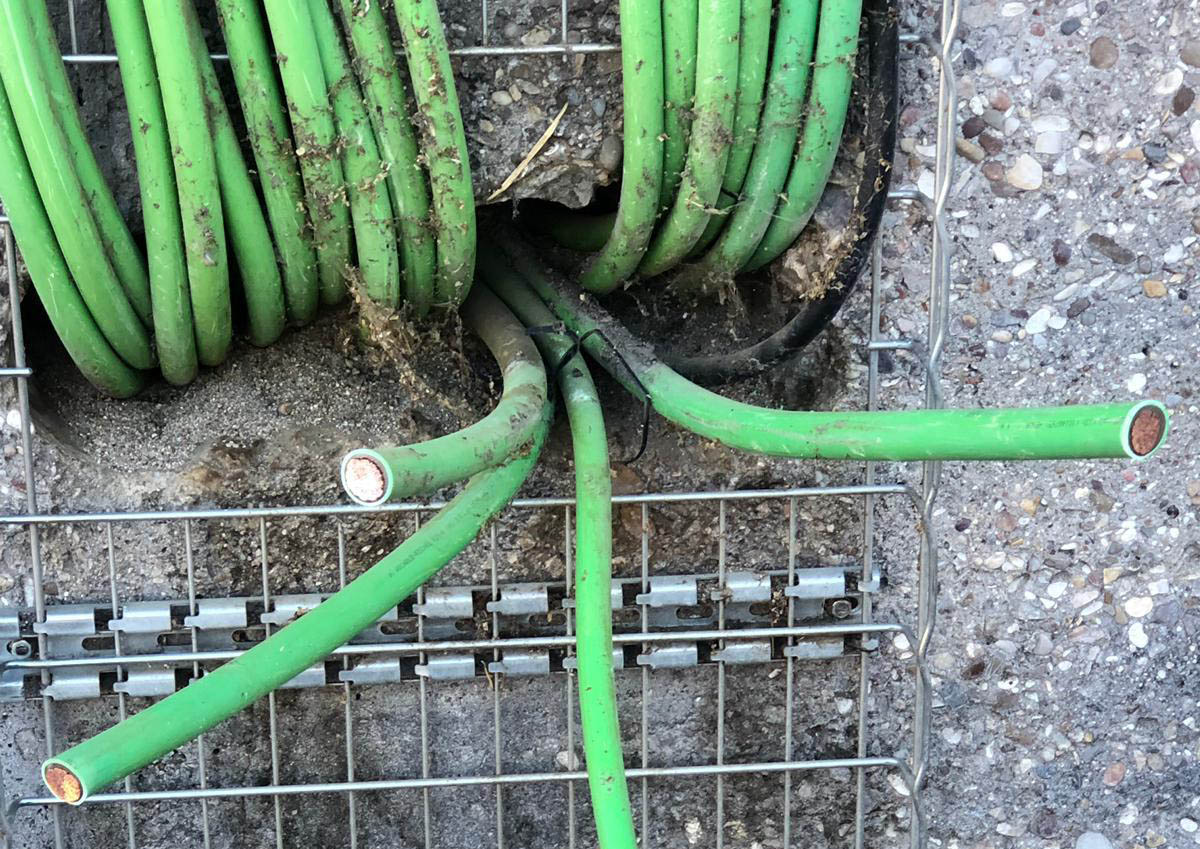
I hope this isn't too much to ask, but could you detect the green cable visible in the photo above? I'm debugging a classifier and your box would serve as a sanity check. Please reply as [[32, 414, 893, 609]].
[[338, 0, 435, 314], [481, 269, 638, 849], [43, 401, 553, 805], [143, 0, 231, 368], [691, 0, 773, 255], [107, 0, 196, 385], [688, 0, 819, 282], [659, 0, 698, 213], [308, 0, 400, 308], [27, 0, 152, 327], [0, 81, 143, 397], [639, 0, 740, 277], [745, 0, 863, 271], [340, 285, 548, 504], [519, 204, 614, 254], [500, 237, 1172, 462], [577, 0, 665, 293], [263, 0, 351, 306], [187, 4, 287, 349], [0, 2, 156, 371], [215, 0, 320, 325], [393, 0, 476, 308]]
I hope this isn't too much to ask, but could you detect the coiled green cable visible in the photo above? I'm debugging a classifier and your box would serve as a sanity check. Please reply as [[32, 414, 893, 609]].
[[338, 0, 436, 314], [28, 0, 152, 327], [659, 0, 698, 213], [394, 0, 476, 308], [745, 0, 863, 271], [308, 0, 400, 308], [0, 80, 143, 397], [108, 0, 196, 385], [688, 0, 819, 282], [0, 1, 155, 371], [639, 0, 740, 277], [143, 0, 231, 368], [215, 0, 320, 325], [263, 0, 351, 306]]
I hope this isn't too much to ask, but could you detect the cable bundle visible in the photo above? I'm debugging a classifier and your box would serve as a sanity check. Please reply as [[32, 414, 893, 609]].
[[0, 0, 473, 393]]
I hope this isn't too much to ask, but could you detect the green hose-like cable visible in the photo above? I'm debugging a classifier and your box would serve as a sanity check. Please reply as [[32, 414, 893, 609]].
[[0, 3, 156, 371], [745, 0, 863, 271], [340, 286, 548, 504], [577, 0, 665, 293], [187, 5, 287, 349], [307, 0, 400, 308], [0, 82, 143, 397], [691, 0, 773, 255], [338, 0, 436, 314], [263, 0, 351, 306], [481, 270, 638, 849], [393, 0, 476, 308], [639, 0, 740, 277], [42, 402, 553, 805], [498, 237, 1172, 462], [27, 0, 152, 327], [659, 0, 698, 213], [143, 0, 231, 368], [108, 0, 196, 385], [688, 0, 819, 281], [215, 0, 320, 325]]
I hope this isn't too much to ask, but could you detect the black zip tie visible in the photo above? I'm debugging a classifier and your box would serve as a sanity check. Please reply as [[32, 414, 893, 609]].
[[527, 323, 652, 464]]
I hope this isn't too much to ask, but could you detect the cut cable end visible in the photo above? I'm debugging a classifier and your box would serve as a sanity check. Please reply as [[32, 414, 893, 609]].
[[1125, 401, 1168, 459], [341, 452, 391, 506], [43, 763, 84, 805]]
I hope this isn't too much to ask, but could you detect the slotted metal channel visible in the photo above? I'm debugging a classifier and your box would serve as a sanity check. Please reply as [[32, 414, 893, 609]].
[[0, 0, 961, 847]]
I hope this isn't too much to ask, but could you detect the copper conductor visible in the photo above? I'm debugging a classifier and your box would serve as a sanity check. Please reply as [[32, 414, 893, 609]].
[[1128, 406, 1165, 457], [45, 765, 83, 803], [345, 456, 387, 503]]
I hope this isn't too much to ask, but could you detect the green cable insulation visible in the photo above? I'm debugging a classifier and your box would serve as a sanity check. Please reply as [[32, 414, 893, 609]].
[[496, 237, 1172, 462], [0, 83, 143, 397], [188, 4, 286, 349], [337, 0, 435, 314], [519, 204, 614, 254], [339, 286, 548, 504], [214, 0, 320, 325], [479, 272, 638, 849], [659, 0, 698, 213], [393, 0, 476, 307], [0, 4, 155, 371], [107, 0, 196, 385], [688, 0, 818, 281], [43, 403, 553, 805], [638, 0, 740, 277], [308, 0, 400, 308], [143, 0, 231, 368], [577, 0, 665, 294], [691, 0, 773, 255], [745, 0, 863, 271], [262, 0, 351, 305], [27, 0, 152, 326]]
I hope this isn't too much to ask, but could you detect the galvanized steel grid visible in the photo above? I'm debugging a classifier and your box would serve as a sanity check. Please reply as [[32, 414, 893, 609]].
[[0, 1, 961, 847]]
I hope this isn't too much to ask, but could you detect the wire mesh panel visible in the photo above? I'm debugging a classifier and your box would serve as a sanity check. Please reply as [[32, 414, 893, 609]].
[[0, 0, 962, 847]]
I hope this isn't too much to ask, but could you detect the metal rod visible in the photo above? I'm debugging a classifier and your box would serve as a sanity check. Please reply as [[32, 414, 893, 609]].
[[8, 623, 917, 672], [106, 526, 137, 849], [183, 522, 213, 849], [563, 505, 577, 849], [258, 519, 284, 849], [336, 525, 359, 849], [15, 757, 909, 808], [715, 499, 727, 849]]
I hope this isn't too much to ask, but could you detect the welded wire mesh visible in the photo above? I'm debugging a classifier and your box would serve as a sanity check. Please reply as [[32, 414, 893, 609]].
[[0, 1, 961, 846]]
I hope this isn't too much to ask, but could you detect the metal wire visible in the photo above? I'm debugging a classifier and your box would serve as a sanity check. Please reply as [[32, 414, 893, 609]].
[[0, 0, 960, 844]]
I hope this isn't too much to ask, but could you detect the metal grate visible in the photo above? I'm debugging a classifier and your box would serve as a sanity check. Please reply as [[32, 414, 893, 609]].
[[0, 1, 961, 847]]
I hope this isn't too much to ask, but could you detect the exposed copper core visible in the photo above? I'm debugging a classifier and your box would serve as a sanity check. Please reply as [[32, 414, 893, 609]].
[[344, 455, 387, 503], [45, 765, 83, 803], [1129, 406, 1166, 456]]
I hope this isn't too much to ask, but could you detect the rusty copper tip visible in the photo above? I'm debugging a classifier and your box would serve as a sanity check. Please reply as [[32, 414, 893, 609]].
[[344, 455, 387, 504], [44, 764, 83, 804], [1128, 405, 1166, 457]]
